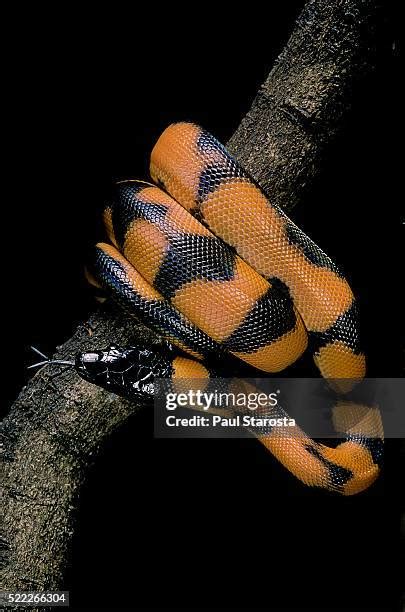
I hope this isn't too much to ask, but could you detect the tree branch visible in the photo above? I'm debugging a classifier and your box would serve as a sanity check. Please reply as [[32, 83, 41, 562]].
[[227, 0, 379, 209], [0, 0, 381, 594]]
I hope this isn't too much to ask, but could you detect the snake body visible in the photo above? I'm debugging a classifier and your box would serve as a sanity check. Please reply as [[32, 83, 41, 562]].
[[150, 123, 365, 380], [87, 122, 383, 495]]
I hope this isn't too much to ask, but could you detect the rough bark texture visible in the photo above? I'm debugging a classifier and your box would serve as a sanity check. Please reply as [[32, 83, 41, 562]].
[[227, 0, 378, 210], [1, 0, 381, 597]]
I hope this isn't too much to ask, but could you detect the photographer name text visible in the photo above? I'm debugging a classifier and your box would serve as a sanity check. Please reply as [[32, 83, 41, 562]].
[[165, 415, 296, 428]]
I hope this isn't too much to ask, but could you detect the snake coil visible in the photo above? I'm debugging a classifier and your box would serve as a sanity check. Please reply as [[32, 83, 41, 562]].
[[80, 123, 383, 495]]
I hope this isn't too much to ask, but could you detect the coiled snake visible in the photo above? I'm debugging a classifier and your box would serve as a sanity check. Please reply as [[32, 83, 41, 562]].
[[35, 123, 384, 494]]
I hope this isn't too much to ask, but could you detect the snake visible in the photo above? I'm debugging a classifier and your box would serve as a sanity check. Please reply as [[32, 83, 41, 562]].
[[41, 122, 384, 494]]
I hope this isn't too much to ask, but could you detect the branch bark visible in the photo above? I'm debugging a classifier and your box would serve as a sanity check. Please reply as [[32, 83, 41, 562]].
[[1, 0, 381, 594]]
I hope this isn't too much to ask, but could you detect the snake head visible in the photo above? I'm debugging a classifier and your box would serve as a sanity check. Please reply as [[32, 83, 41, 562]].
[[74, 341, 175, 399]]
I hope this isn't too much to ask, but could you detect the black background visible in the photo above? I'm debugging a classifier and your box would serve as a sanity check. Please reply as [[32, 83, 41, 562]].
[[3, 3, 401, 611]]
